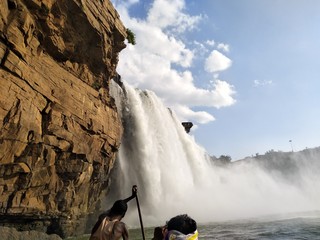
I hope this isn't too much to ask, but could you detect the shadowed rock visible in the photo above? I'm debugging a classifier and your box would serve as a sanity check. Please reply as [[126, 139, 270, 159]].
[[182, 122, 193, 133]]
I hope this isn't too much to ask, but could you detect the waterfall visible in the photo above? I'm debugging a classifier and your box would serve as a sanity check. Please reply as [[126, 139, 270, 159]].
[[109, 81, 320, 228]]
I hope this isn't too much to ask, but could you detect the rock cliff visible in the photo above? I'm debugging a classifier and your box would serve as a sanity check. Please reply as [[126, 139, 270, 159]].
[[0, 0, 126, 237]]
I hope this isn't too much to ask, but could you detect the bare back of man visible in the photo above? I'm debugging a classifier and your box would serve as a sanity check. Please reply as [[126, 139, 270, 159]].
[[90, 186, 137, 240], [90, 217, 128, 240], [112, 221, 129, 240]]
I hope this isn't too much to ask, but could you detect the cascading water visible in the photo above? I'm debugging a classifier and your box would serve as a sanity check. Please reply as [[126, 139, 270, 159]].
[[109, 80, 320, 228]]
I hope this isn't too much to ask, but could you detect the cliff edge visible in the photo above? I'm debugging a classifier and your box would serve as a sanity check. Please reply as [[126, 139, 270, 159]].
[[0, 0, 126, 237]]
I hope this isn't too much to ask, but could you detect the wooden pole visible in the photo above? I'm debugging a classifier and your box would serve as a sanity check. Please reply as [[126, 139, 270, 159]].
[[134, 186, 146, 240]]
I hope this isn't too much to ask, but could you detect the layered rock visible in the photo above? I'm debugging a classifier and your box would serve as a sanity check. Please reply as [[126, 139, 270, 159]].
[[0, 0, 126, 237]]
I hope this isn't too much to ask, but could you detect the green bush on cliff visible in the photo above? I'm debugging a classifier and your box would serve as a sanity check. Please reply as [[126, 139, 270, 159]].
[[126, 28, 136, 45]]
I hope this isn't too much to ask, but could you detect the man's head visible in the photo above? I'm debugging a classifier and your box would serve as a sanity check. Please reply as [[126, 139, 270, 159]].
[[109, 200, 128, 218], [167, 214, 197, 235]]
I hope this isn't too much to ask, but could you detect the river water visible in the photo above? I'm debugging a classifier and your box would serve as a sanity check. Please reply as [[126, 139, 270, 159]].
[[128, 211, 320, 239], [70, 212, 320, 239]]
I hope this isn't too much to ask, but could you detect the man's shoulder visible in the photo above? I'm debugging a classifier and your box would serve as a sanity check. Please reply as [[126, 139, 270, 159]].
[[113, 221, 127, 228], [113, 221, 129, 238]]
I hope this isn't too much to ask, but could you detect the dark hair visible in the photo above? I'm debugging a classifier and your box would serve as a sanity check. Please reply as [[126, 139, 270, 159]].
[[109, 200, 128, 218], [167, 214, 197, 235], [91, 200, 128, 235], [152, 226, 163, 240]]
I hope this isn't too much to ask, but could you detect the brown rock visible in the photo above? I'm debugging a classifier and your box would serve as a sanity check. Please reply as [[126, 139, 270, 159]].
[[0, 226, 62, 240], [0, 0, 126, 238]]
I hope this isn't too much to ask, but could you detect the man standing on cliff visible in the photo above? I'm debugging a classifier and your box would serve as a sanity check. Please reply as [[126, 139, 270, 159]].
[[90, 186, 137, 240]]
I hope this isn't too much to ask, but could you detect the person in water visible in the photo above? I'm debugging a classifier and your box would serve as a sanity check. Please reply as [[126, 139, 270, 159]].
[[153, 214, 198, 240], [90, 186, 137, 240]]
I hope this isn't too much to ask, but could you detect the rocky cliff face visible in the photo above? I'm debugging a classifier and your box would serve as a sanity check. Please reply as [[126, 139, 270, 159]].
[[0, 0, 126, 237]]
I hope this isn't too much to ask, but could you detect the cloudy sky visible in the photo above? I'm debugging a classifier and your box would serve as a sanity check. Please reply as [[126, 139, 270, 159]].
[[111, 0, 320, 160]]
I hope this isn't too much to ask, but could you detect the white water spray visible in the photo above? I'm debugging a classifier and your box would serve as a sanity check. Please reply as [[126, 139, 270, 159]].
[[109, 81, 320, 227]]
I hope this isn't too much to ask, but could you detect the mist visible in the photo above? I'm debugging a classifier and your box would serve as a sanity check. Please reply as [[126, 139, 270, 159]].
[[108, 81, 320, 228]]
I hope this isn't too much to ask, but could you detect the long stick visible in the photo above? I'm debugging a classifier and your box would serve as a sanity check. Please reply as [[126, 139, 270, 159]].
[[135, 192, 146, 240]]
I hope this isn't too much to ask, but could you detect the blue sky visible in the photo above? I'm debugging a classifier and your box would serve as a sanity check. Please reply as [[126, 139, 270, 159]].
[[112, 0, 320, 160]]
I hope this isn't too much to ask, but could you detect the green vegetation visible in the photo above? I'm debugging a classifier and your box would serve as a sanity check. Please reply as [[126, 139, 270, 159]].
[[210, 154, 232, 166], [218, 155, 232, 163], [126, 28, 136, 45]]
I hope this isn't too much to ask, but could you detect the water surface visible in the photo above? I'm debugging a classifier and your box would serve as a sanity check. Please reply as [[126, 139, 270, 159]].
[[128, 212, 320, 240]]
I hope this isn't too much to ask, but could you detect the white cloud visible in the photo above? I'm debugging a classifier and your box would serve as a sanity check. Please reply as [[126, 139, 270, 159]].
[[213, 73, 219, 79], [121, 13, 193, 68], [254, 79, 273, 87], [217, 43, 230, 53], [147, 0, 202, 33], [206, 40, 215, 46], [113, 0, 236, 125], [193, 40, 205, 48], [193, 41, 209, 56], [173, 104, 215, 124], [205, 50, 232, 73], [209, 79, 236, 108]]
